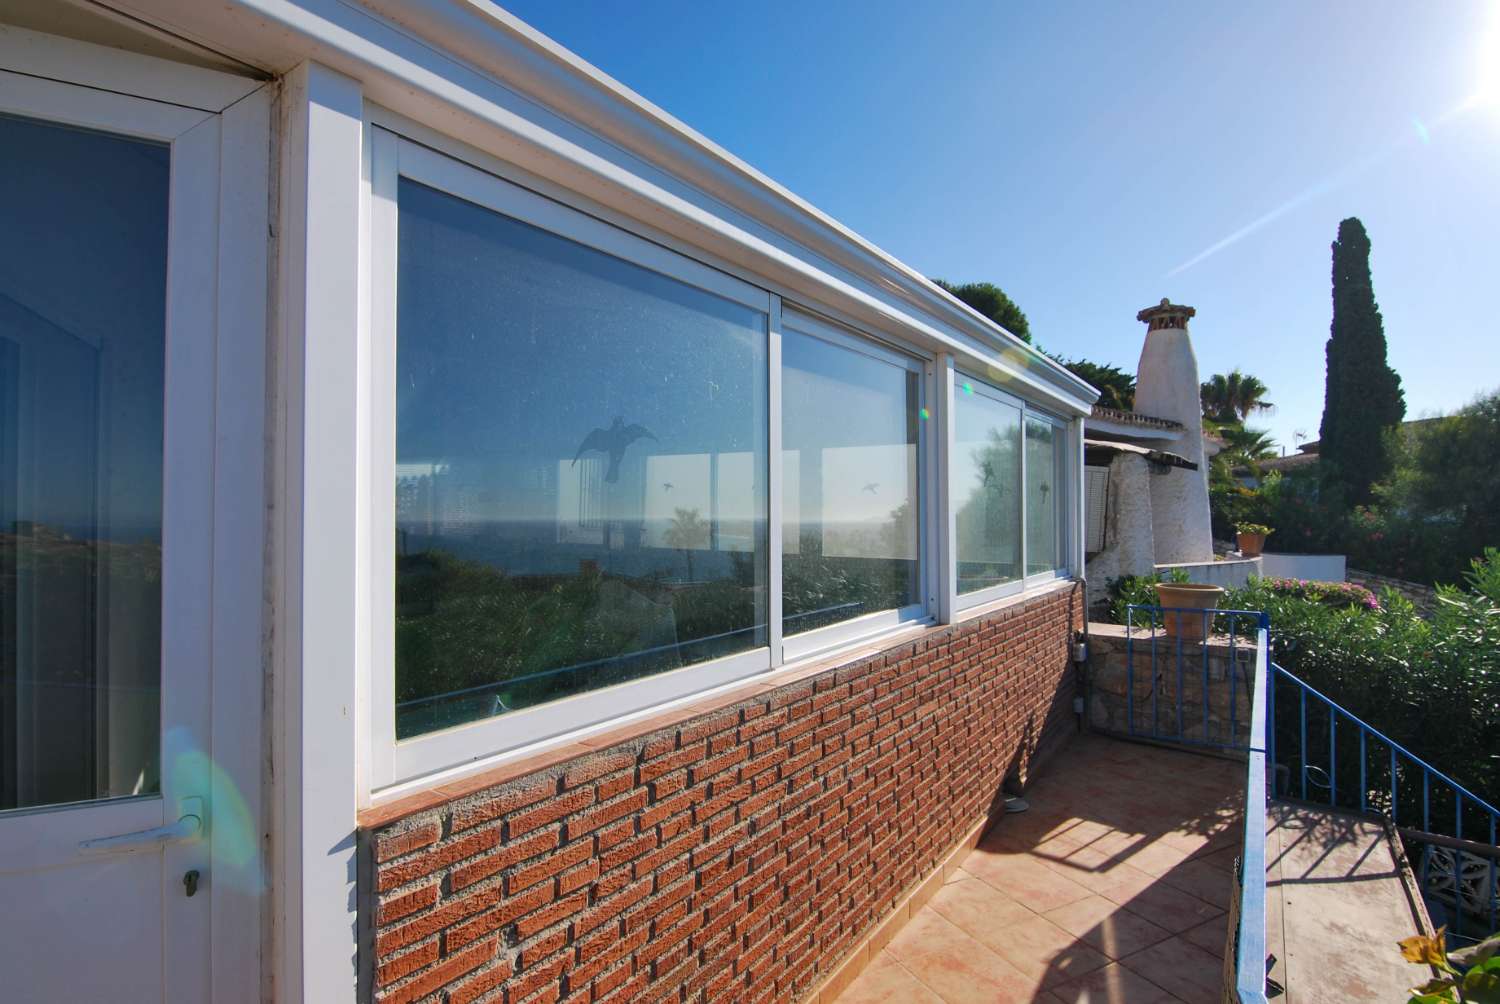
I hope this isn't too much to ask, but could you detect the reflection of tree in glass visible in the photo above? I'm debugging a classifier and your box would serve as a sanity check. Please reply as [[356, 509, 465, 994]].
[[782, 526, 914, 634], [956, 427, 1021, 586], [394, 548, 762, 735], [662, 507, 709, 581]]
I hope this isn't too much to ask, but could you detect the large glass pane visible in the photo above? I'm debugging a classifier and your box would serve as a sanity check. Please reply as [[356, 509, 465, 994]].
[[395, 180, 768, 739], [954, 385, 1022, 593], [782, 328, 919, 635], [1, 115, 169, 811], [1025, 416, 1063, 575]]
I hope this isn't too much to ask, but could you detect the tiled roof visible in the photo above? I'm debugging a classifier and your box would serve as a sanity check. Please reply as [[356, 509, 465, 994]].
[[1087, 405, 1185, 432]]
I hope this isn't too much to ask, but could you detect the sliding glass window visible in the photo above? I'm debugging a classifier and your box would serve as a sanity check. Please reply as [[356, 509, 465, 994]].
[[781, 317, 923, 646], [953, 382, 1023, 595], [391, 172, 768, 743], [1025, 414, 1066, 579], [954, 375, 1070, 607]]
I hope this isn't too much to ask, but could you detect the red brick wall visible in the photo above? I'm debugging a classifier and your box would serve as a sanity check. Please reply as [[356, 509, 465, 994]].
[[364, 583, 1082, 1004]]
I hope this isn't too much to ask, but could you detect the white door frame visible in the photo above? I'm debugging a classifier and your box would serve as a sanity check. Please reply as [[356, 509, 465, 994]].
[[0, 27, 271, 1004]]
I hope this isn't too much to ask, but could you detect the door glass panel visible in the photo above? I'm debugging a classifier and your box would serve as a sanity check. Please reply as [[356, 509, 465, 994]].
[[394, 179, 769, 740], [781, 329, 920, 635], [0, 114, 169, 811], [954, 384, 1022, 593]]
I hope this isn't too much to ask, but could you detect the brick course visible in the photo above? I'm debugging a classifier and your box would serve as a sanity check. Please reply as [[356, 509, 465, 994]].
[[364, 583, 1082, 1003]]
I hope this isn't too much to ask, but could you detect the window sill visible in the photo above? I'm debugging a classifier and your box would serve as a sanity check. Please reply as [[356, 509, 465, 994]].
[[357, 576, 1080, 830]]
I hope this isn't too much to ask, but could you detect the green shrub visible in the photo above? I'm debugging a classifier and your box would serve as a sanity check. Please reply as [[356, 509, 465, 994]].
[[1235, 551, 1500, 811]]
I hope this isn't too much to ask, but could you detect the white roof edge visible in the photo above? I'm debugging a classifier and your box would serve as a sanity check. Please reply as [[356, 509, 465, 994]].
[[358, 0, 1099, 405], [135, 0, 1096, 406]]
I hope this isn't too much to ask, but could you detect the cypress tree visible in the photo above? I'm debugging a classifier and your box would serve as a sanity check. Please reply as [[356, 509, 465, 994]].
[[1319, 217, 1405, 502]]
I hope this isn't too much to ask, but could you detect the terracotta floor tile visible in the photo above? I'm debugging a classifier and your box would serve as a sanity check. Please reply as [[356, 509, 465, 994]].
[[930, 874, 1036, 936], [1178, 914, 1229, 959], [962, 848, 1095, 913], [985, 914, 1111, 988], [834, 951, 945, 1004], [1088, 861, 1162, 904], [1119, 936, 1226, 1002], [885, 909, 1040, 1004], [1116, 881, 1224, 935], [1045, 962, 1182, 1004], [1043, 896, 1175, 961], [1157, 856, 1235, 909], [830, 736, 1246, 1004], [1110, 839, 1196, 878]]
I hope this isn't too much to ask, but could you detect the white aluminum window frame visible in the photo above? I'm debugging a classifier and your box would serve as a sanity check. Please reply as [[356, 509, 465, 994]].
[[1022, 408, 1071, 589], [368, 130, 777, 789], [778, 307, 936, 665], [952, 373, 1074, 612], [364, 123, 1079, 792]]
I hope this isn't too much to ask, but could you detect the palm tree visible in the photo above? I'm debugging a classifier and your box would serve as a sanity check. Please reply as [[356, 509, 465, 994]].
[[1201, 369, 1274, 424], [1220, 424, 1278, 460], [662, 507, 710, 581]]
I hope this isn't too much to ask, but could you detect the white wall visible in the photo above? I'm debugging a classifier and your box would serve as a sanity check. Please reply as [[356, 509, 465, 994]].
[[1156, 556, 1261, 590], [1084, 453, 1156, 610], [1259, 552, 1346, 582]]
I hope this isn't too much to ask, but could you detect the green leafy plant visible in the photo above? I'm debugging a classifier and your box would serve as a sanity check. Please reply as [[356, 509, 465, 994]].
[[1236, 522, 1273, 537], [1106, 569, 1190, 623], [1401, 926, 1500, 1002]]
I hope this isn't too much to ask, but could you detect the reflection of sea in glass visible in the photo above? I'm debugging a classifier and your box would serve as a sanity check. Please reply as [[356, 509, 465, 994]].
[[1026, 417, 1062, 576], [781, 327, 920, 636], [954, 388, 1022, 593], [1, 115, 168, 812], [394, 179, 769, 739]]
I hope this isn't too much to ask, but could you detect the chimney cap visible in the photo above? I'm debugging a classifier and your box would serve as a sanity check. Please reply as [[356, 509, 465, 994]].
[[1136, 298, 1196, 329]]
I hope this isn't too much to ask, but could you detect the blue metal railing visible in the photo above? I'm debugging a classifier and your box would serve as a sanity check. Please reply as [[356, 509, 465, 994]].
[[1124, 605, 1269, 752], [1235, 622, 1271, 1004], [1271, 665, 1500, 940], [1119, 601, 1500, 995]]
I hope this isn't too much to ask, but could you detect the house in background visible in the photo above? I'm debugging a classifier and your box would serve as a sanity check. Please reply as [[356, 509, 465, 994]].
[[0, 3, 1099, 1001], [1080, 301, 1258, 609]]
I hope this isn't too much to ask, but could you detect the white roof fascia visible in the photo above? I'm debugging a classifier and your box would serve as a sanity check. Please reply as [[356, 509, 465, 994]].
[[113, 0, 1099, 413]]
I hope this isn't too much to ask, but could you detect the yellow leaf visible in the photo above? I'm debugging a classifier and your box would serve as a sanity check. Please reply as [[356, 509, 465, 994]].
[[1401, 928, 1449, 966]]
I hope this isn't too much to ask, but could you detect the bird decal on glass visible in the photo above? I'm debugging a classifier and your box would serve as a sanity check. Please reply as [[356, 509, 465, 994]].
[[862, 482, 880, 494], [572, 416, 657, 483]]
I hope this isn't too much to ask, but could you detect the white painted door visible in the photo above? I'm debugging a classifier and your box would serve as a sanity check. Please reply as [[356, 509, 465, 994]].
[[0, 68, 233, 1003]]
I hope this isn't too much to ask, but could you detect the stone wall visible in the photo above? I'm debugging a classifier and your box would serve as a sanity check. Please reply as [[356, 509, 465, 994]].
[[1347, 568, 1438, 615], [362, 585, 1084, 1004], [1086, 621, 1256, 750]]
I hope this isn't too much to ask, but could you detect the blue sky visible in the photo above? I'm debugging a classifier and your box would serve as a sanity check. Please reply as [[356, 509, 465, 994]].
[[500, 0, 1499, 451]]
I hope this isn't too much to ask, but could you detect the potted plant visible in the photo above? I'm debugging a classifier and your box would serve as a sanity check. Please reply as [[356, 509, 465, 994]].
[[1236, 522, 1273, 557], [1153, 581, 1225, 640]]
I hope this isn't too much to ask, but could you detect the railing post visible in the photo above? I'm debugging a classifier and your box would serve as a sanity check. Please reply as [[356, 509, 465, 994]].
[[1455, 793, 1464, 939], [1267, 662, 1276, 798], [1329, 709, 1337, 808], [1300, 686, 1307, 801], [1391, 747, 1398, 826], [1359, 731, 1367, 814], [1175, 622, 1184, 741], [1126, 605, 1134, 737]]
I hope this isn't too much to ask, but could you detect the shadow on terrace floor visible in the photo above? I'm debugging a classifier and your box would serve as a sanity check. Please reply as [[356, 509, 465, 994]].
[[836, 734, 1245, 1003]]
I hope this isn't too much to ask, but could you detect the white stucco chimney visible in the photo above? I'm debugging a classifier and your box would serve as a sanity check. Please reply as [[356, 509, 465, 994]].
[[1134, 299, 1214, 563]]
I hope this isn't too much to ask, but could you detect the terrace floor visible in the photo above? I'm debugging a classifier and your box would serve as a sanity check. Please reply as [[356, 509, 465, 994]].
[[835, 735, 1245, 1003]]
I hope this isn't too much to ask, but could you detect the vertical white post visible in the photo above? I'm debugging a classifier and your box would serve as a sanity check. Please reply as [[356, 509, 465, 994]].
[[275, 61, 365, 1004], [766, 298, 783, 665], [934, 355, 957, 623], [211, 83, 272, 1000], [1072, 416, 1087, 578]]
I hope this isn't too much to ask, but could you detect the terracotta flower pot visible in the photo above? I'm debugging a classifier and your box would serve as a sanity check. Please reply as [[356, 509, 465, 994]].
[[1237, 531, 1267, 557], [1153, 582, 1225, 640]]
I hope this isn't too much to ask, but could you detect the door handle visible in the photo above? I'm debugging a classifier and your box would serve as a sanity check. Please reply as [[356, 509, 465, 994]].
[[78, 797, 205, 855]]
